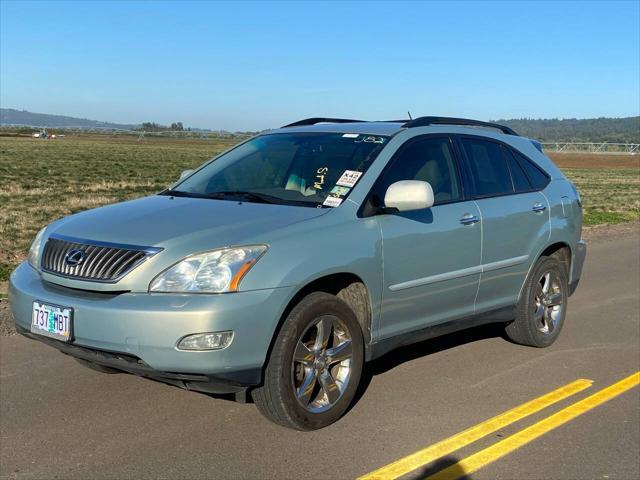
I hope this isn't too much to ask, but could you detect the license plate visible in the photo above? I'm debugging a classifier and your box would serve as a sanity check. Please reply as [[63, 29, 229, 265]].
[[31, 301, 73, 342]]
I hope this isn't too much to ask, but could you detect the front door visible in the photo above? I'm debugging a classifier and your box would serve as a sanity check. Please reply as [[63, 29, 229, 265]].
[[372, 135, 482, 340]]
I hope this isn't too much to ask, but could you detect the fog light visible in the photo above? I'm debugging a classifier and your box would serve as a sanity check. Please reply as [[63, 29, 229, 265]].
[[177, 331, 233, 351]]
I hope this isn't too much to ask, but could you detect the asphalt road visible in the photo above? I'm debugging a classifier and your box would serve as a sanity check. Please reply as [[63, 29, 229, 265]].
[[1, 233, 639, 480]]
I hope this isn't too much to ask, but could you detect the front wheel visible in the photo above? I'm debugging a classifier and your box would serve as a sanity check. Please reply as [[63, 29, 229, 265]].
[[506, 256, 569, 347], [252, 292, 364, 430]]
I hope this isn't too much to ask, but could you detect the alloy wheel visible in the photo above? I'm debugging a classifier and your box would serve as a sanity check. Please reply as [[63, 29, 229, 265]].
[[534, 271, 565, 335], [291, 315, 353, 413]]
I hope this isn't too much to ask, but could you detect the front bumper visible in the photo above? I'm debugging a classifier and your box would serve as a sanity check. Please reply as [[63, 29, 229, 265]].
[[9, 262, 295, 388], [16, 326, 250, 394]]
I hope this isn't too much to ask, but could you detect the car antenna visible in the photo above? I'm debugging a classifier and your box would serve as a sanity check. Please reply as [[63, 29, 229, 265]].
[[407, 111, 413, 120]]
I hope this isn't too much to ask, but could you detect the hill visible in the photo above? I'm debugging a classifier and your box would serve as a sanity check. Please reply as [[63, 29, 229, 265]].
[[496, 117, 639, 143], [0, 108, 136, 130]]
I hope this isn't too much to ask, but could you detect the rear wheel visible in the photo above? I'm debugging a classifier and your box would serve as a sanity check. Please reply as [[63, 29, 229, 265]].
[[506, 256, 568, 347], [252, 292, 364, 430]]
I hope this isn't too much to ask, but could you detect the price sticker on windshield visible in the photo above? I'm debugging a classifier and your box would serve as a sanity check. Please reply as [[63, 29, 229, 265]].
[[336, 170, 363, 188], [323, 196, 343, 207]]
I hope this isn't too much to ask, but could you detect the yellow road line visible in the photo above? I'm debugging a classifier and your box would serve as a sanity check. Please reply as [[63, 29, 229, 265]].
[[427, 371, 640, 480], [358, 378, 592, 480]]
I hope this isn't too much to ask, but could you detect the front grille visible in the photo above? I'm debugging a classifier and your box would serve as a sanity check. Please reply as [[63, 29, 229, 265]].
[[41, 234, 162, 282]]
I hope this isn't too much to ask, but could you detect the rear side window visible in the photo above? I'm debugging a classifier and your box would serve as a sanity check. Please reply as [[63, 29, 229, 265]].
[[460, 138, 513, 197], [505, 150, 532, 192], [512, 151, 550, 190]]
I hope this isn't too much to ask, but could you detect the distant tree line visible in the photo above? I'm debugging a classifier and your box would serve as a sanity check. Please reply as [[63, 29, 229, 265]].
[[138, 122, 187, 132], [2, 112, 638, 143], [496, 117, 639, 143]]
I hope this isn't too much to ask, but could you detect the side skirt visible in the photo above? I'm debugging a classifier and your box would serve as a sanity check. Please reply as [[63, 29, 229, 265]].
[[366, 305, 516, 362]]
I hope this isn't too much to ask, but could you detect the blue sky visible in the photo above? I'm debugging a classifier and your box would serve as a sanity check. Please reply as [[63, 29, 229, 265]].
[[1, 0, 638, 131]]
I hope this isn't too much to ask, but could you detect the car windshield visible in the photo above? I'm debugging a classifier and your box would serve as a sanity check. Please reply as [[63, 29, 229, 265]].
[[167, 132, 389, 208]]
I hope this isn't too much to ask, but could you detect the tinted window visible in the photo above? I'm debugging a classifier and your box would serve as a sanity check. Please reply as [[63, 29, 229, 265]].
[[461, 138, 514, 197], [513, 151, 550, 189], [377, 137, 462, 205], [505, 148, 532, 192]]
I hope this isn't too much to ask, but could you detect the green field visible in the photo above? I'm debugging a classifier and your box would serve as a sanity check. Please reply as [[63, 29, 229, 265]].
[[1, 136, 638, 294], [563, 168, 639, 226]]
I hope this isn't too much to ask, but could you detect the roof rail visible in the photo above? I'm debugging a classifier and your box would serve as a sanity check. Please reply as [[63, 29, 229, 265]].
[[282, 117, 365, 128], [402, 116, 518, 136]]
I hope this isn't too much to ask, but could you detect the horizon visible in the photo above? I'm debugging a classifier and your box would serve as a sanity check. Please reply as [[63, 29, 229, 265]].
[[1, 1, 639, 131], [2, 106, 639, 133]]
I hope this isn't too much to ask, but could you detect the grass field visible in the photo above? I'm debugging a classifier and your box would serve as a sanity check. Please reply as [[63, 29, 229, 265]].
[[1, 136, 638, 294]]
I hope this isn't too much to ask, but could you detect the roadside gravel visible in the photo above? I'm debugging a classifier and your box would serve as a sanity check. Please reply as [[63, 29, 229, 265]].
[[583, 220, 639, 242], [0, 300, 14, 336]]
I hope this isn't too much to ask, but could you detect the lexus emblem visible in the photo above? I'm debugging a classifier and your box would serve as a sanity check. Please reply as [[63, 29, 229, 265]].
[[65, 249, 86, 267]]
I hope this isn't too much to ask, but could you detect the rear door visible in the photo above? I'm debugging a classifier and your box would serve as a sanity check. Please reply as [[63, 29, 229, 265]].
[[457, 135, 550, 313]]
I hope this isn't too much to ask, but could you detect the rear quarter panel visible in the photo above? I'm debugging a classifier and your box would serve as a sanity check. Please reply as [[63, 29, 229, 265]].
[[513, 173, 582, 301], [541, 178, 584, 282]]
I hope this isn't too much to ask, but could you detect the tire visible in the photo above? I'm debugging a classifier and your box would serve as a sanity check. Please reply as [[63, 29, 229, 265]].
[[506, 256, 569, 347], [75, 358, 121, 374], [252, 292, 364, 430]]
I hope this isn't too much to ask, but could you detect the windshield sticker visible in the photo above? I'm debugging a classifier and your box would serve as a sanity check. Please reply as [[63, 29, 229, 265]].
[[314, 167, 328, 190], [330, 185, 351, 197], [323, 196, 343, 208], [336, 170, 363, 188], [342, 133, 359, 138], [363, 135, 385, 144]]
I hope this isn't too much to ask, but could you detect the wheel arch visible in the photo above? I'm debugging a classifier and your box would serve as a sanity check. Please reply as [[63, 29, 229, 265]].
[[539, 242, 572, 277], [517, 241, 572, 303], [257, 272, 373, 387], [283, 272, 372, 344]]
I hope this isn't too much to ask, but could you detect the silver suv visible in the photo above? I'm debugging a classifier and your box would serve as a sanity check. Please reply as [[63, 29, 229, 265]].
[[10, 116, 586, 430]]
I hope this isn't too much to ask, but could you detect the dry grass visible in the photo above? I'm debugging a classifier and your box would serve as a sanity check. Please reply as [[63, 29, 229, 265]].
[[549, 152, 640, 169], [1, 135, 238, 290]]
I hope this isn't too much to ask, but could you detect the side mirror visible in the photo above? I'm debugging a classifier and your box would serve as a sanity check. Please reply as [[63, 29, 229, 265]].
[[179, 169, 194, 180], [384, 180, 434, 212]]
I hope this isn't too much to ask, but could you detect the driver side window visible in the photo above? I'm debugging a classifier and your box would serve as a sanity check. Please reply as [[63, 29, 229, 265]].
[[376, 136, 462, 205]]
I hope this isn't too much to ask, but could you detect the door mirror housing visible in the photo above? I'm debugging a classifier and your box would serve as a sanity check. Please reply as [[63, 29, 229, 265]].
[[384, 180, 434, 212], [179, 169, 195, 181]]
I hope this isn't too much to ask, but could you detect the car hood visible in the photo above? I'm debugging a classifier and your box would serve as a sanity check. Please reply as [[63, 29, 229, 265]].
[[51, 195, 329, 250]]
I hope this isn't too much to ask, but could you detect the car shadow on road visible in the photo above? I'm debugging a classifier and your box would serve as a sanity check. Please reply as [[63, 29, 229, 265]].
[[203, 323, 506, 406], [412, 455, 472, 479], [353, 323, 506, 406]]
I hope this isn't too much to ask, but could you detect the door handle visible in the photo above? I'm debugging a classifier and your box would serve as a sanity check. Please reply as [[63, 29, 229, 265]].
[[460, 213, 480, 225], [532, 202, 547, 213]]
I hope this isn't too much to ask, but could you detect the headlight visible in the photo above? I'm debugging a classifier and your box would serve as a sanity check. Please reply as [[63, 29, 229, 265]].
[[28, 227, 47, 269], [149, 245, 267, 293]]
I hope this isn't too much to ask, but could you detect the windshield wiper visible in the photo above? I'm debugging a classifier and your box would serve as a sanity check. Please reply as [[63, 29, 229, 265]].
[[162, 189, 321, 207], [162, 189, 198, 198], [161, 189, 275, 203], [203, 191, 281, 204]]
